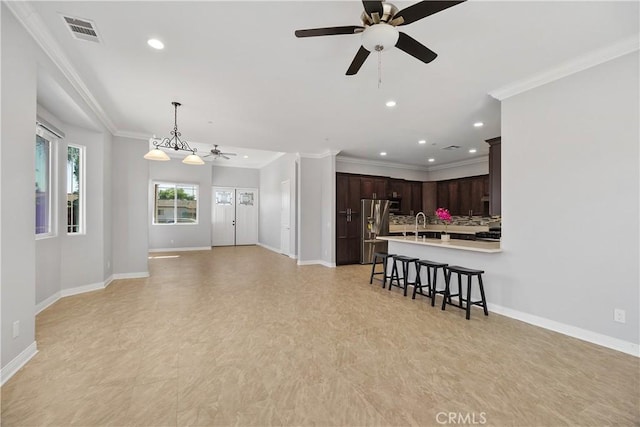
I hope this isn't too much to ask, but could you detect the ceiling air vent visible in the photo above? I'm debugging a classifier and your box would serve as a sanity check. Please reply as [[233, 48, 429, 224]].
[[442, 145, 461, 150], [62, 15, 101, 43]]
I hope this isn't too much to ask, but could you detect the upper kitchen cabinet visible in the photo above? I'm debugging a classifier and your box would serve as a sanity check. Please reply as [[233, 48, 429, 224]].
[[360, 176, 387, 200], [487, 137, 501, 216], [411, 182, 423, 215], [436, 175, 489, 215]]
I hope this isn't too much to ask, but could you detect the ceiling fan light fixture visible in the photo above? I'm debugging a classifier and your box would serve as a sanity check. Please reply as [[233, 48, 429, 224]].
[[361, 24, 399, 52]]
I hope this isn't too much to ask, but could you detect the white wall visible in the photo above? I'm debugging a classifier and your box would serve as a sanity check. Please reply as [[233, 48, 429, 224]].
[[258, 153, 296, 255], [148, 160, 213, 250], [34, 106, 112, 302], [320, 155, 336, 265], [1, 5, 112, 371], [336, 157, 429, 181], [212, 166, 259, 188], [2, 4, 38, 368], [297, 155, 336, 266], [501, 52, 639, 346], [112, 137, 149, 275], [59, 127, 111, 291]]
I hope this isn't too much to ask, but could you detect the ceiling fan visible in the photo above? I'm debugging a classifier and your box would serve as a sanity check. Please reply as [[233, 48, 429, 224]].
[[203, 145, 237, 160], [294, 0, 465, 75]]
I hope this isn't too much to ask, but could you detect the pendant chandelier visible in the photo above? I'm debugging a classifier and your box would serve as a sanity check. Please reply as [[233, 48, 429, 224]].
[[143, 101, 204, 165]]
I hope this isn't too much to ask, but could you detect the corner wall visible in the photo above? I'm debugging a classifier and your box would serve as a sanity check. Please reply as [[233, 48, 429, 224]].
[[501, 52, 639, 347], [112, 136, 149, 275]]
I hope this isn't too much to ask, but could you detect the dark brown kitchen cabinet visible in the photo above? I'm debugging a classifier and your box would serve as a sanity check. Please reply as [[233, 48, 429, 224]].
[[436, 175, 489, 215], [411, 182, 423, 214], [487, 137, 501, 216], [336, 173, 362, 265], [389, 179, 404, 199], [360, 177, 387, 200]]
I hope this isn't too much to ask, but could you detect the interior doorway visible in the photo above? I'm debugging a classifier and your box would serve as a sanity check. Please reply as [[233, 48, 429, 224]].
[[212, 187, 258, 246]]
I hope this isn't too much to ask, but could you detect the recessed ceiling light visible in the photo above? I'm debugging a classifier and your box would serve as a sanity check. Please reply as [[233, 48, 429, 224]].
[[418, 140, 426, 144], [469, 148, 477, 153], [428, 158, 435, 162], [380, 152, 387, 156], [473, 122, 484, 127], [385, 101, 396, 107], [147, 39, 164, 50], [243, 155, 249, 159]]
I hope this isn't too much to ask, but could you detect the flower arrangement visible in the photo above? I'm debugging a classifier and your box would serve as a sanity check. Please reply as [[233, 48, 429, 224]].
[[435, 207, 452, 234]]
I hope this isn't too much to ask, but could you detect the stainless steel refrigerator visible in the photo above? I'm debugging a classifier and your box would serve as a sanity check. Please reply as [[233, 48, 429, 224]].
[[361, 199, 390, 264]]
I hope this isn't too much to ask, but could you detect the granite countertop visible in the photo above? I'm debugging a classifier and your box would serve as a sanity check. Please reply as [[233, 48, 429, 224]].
[[379, 236, 502, 253]]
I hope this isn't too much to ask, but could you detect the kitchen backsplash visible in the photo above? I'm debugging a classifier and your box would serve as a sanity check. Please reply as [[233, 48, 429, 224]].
[[390, 214, 501, 227]]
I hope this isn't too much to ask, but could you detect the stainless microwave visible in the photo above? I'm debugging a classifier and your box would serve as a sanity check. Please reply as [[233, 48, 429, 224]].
[[388, 198, 401, 213]]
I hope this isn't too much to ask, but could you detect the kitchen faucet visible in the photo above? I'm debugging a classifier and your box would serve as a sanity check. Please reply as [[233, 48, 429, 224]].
[[415, 212, 427, 237]]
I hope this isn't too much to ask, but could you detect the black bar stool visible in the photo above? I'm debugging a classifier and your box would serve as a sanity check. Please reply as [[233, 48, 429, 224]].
[[413, 260, 449, 306], [369, 252, 396, 288], [441, 266, 488, 320], [389, 255, 419, 296]]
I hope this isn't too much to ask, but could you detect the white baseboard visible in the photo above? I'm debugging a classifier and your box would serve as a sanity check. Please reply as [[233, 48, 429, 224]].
[[112, 272, 149, 280], [149, 246, 211, 253], [36, 274, 125, 315], [256, 242, 296, 259], [1, 342, 38, 386], [297, 259, 336, 268], [60, 281, 106, 297], [487, 303, 640, 358], [35, 292, 61, 315]]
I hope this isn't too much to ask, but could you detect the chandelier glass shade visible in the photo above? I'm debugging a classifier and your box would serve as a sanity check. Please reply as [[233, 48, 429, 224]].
[[144, 102, 204, 165]]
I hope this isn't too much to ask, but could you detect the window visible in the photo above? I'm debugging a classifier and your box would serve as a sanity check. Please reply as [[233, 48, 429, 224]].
[[67, 144, 85, 234], [35, 129, 55, 237], [154, 183, 198, 224]]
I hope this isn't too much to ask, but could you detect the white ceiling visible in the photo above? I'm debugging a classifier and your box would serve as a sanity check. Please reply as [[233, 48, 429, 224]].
[[22, 1, 640, 168]]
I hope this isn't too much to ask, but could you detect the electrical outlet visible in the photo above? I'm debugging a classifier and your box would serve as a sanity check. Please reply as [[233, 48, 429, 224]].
[[12, 321, 19, 338], [614, 309, 626, 324]]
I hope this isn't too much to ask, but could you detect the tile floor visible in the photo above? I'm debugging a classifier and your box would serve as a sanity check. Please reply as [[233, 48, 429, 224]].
[[1, 246, 638, 426]]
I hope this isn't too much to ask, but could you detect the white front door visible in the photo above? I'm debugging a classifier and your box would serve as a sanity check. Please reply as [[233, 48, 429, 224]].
[[235, 188, 258, 245], [280, 180, 291, 255], [212, 187, 236, 246]]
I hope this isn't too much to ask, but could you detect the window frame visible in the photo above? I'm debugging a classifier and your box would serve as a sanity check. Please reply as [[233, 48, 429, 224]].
[[152, 181, 200, 225], [35, 126, 57, 239], [66, 143, 86, 235]]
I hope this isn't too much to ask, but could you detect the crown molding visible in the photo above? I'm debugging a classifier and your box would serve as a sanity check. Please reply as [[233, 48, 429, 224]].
[[6, 1, 118, 134], [336, 156, 429, 172], [489, 35, 640, 101], [426, 155, 488, 172], [297, 150, 341, 159], [113, 130, 150, 141]]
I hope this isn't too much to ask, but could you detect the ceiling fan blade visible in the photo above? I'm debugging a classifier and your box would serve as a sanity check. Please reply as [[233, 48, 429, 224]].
[[394, 1, 466, 26], [220, 153, 237, 156], [202, 154, 212, 158], [295, 26, 363, 38], [395, 32, 438, 64], [362, 1, 383, 18], [346, 46, 370, 75], [221, 155, 231, 160]]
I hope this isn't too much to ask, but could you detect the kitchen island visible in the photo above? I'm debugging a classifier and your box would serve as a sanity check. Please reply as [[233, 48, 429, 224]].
[[380, 235, 501, 253], [378, 236, 502, 308]]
